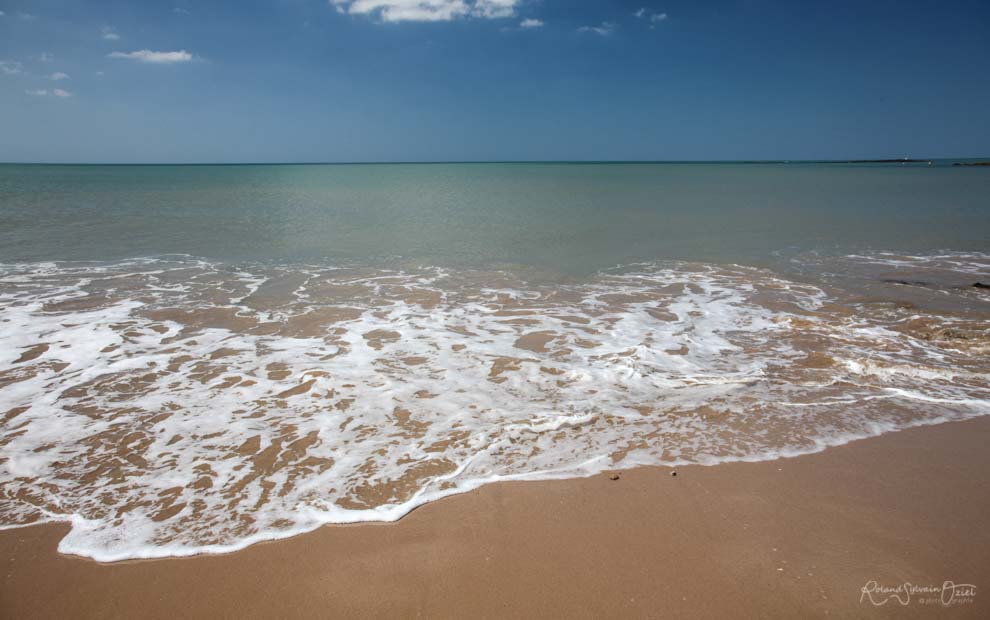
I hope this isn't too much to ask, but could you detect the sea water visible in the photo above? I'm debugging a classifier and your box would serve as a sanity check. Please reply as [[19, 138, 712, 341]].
[[0, 162, 987, 560]]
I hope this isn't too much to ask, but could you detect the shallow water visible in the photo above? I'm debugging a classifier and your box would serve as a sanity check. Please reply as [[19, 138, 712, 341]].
[[2, 162, 989, 273], [0, 164, 988, 560]]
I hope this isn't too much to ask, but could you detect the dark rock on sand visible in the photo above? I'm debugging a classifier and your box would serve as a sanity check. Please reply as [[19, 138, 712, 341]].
[[973, 282, 990, 289], [882, 279, 930, 287]]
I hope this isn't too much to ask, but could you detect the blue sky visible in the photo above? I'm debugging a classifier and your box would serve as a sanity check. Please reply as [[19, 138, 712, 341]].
[[1, 0, 989, 162]]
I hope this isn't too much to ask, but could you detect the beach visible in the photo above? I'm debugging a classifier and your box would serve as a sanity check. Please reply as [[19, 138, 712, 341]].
[[2, 416, 987, 618], [0, 162, 988, 616], [4, 0, 990, 615]]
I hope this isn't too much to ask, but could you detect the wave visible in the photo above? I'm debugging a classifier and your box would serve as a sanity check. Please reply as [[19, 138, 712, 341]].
[[0, 255, 987, 561]]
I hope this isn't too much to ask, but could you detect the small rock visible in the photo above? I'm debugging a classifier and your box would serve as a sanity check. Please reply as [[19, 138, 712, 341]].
[[608, 473, 620, 481], [882, 278, 930, 287], [974, 282, 990, 289], [671, 470, 677, 477]]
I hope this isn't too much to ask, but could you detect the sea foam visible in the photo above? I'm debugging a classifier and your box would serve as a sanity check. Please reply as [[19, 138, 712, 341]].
[[0, 256, 987, 561]]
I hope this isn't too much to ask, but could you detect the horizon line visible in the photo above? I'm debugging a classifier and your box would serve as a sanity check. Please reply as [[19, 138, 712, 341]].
[[1, 157, 988, 166]]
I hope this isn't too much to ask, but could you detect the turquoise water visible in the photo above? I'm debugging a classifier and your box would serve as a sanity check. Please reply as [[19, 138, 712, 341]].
[[1, 162, 988, 561], [1, 163, 988, 273]]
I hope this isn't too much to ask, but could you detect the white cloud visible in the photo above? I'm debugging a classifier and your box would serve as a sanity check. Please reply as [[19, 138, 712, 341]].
[[38, 52, 54, 62], [102, 26, 120, 41], [0, 11, 5, 17], [331, 0, 520, 23], [1, 60, 22, 75], [50, 72, 70, 80], [635, 9, 669, 26], [519, 18, 542, 29], [577, 22, 616, 36], [25, 88, 71, 98], [18, 12, 36, 21], [174, 7, 190, 15], [472, 0, 516, 18], [108, 50, 194, 64]]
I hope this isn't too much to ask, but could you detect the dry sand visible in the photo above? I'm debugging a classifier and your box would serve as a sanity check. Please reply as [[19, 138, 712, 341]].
[[2, 417, 988, 619]]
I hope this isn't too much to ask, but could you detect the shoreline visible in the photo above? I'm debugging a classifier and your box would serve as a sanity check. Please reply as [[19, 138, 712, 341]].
[[5, 410, 985, 564], [3, 416, 988, 618]]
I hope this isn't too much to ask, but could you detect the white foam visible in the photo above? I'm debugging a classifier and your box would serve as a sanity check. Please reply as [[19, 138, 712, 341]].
[[0, 257, 987, 561]]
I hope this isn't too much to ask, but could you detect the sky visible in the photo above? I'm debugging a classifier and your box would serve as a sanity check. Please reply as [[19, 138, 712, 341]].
[[1, 0, 989, 163]]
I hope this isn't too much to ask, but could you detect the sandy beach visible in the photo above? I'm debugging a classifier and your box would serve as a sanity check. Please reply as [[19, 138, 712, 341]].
[[3, 0, 989, 616], [2, 416, 987, 619]]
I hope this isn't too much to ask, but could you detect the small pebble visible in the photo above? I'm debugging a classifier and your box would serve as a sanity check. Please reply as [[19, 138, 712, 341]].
[[671, 470, 677, 477], [608, 473, 620, 481]]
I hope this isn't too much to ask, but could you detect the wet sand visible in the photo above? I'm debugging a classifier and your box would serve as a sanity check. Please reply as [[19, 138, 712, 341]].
[[2, 416, 988, 619]]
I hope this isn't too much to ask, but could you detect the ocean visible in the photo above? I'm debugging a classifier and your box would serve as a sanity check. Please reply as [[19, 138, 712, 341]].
[[1, 162, 988, 560]]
